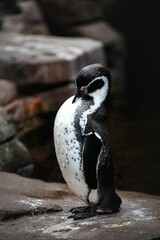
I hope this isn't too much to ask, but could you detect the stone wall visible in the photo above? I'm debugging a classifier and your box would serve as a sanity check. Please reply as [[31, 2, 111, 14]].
[[0, 0, 126, 180], [0, 31, 106, 180]]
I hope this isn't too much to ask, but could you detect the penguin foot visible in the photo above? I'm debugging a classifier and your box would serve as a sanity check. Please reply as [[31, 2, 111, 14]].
[[68, 206, 96, 220], [98, 191, 122, 213]]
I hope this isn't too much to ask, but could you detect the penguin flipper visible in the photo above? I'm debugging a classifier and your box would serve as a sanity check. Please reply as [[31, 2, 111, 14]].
[[83, 133, 102, 190]]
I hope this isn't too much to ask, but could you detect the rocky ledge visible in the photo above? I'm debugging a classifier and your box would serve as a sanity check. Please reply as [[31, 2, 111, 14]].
[[0, 172, 159, 240]]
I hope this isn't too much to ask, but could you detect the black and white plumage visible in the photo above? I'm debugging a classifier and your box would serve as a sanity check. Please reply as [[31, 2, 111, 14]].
[[54, 63, 122, 220]]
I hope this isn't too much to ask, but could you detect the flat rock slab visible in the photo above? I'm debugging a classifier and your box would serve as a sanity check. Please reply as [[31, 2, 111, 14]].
[[0, 172, 160, 240], [4, 83, 75, 123], [0, 32, 105, 85]]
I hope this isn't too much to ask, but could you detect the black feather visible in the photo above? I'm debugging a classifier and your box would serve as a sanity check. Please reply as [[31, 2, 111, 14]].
[[83, 134, 102, 189]]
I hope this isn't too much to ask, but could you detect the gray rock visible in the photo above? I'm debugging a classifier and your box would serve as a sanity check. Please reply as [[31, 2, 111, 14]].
[[0, 107, 32, 172], [0, 172, 68, 220], [0, 79, 17, 105], [0, 32, 105, 85], [35, 0, 127, 106], [0, 107, 15, 143], [3, 83, 75, 124], [0, 138, 32, 172], [36, 0, 103, 27], [0, 172, 160, 240], [64, 20, 127, 106], [1, 0, 49, 35]]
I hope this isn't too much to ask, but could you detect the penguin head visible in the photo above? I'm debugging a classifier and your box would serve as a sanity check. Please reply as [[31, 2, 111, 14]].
[[72, 63, 111, 103]]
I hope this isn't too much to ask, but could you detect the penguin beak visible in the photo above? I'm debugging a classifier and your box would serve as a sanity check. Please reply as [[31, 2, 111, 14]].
[[72, 90, 81, 103]]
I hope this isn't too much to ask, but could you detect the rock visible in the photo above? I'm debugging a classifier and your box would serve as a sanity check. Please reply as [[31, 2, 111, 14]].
[[1, 0, 49, 34], [0, 79, 17, 105], [0, 172, 160, 240], [36, 0, 103, 31], [0, 138, 32, 172], [0, 0, 21, 15], [2, 84, 75, 182], [35, 0, 127, 106], [0, 31, 105, 179], [4, 83, 75, 124], [0, 108, 15, 143], [64, 20, 127, 106], [65, 20, 124, 47], [0, 107, 32, 172], [19, 0, 46, 22], [0, 172, 68, 220], [0, 32, 105, 85]]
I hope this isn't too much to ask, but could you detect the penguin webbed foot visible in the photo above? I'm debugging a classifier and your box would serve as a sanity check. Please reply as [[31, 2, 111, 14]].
[[68, 205, 96, 220], [98, 191, 122, 213]]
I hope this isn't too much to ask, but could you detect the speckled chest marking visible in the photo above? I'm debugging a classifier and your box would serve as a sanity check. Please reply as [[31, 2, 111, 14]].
[[54, 96, 88, 201]]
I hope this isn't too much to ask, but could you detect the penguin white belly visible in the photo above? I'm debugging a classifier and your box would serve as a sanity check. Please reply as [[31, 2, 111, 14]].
[[54, 96, 98, 204]]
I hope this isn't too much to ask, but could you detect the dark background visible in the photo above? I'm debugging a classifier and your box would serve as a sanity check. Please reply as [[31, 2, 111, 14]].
[[103, 0, 160, 194], [103, 0, 160, 116]]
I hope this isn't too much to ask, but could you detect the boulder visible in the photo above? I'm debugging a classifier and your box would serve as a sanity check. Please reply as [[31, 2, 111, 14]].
[[1, 0, 49, 34], [4, 83, 75, 124], [0, 107, 15, 143], [0, 32, 105, 85], [36, 0, 103, 31], [0, 79, 17, 105], [0, 107, 32, 172]]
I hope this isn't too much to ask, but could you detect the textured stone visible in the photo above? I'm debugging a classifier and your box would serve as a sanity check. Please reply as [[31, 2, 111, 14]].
[[36, 0, 103, 28], [1, 0, 49, 34], [64, 20, 127, 105], [65, 21, 124, 46], [35, 0, 127, 106], [0, 138, 32, 172], [0, 32, 105, 85], [0, 79, 17, 105], [0, 108, 15, 143], [4, 83, 75, 124], [0, 172, 160, 240], [0, 172, 69, 220], [0, 107, 32, 172]]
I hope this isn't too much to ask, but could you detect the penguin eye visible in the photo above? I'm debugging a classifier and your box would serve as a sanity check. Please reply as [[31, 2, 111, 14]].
[[80, 86, 88, 95], [88, 79, 104, 93]]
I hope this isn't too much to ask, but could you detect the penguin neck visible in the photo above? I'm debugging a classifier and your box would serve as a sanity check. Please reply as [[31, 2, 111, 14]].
[[88, 76, 109, 107], [79, 78, 109, 134]]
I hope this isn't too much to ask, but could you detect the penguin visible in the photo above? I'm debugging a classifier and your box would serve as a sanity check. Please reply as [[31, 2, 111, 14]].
[[54, 63, 122, 220]]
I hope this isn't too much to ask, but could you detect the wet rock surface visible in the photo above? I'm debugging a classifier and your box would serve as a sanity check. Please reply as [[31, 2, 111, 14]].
[[0, 172, 160, 240]]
